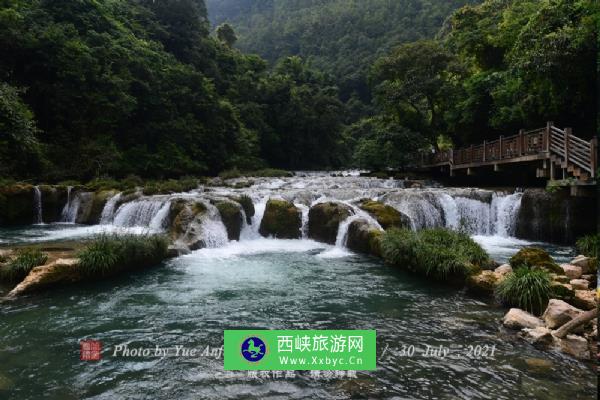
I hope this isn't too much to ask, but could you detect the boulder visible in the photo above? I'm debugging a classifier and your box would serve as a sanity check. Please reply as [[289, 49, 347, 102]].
[[569, 279, 589, 290], [259, 199, 302, 239], [550, 274, 570, 284], [0, 184, 35, 225], [168, 200, 208, 250], [572, 290, 597, 310], [466, 270, 501, 297], [230, 195, 254, 224], [494, 264, 513, 276], [346, 218, 383, 257], [6, 258, 81, 297], [509, 248, 561, 273], [550, 282, 575, 302], [580, 274, 595, 283], [502, 308, 544, 330], [519, 327, 554, 347], [570, 255, 597, 274], [358, 200, 410, 230], [215, 201, 243, 241], [560, 264, 582, 279], [556, 334, 590, 360], [541, 299, 583, 329], [308, 202, 352, 244]]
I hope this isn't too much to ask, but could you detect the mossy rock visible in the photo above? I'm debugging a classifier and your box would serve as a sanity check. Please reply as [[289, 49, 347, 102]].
[[259, 199, 301, 239], [215, 201, 243, 241], [509, 247, 562, 273], [359, 200, 410, 230], [466, 270, 500, 297], [168, 200, 206, 240], [346, 219, 383, 257], [308, 202, 352, 244], [0, 184, 35, 225], [230, 195, 255, 224], [550, 282, 575, 302]]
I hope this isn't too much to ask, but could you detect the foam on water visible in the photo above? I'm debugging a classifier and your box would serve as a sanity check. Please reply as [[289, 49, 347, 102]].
[[184, 238, 328, 260]]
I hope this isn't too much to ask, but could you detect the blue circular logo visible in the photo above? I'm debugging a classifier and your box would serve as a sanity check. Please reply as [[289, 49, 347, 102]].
[[241, 337, 266, 362]]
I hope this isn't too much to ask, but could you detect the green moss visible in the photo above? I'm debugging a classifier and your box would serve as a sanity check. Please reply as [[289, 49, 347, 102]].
[[359, 200, 409, 230], [233, 195, 255, 224], [308, 202, 352, 244], [259, 199, 301, 239], [0, 248, 48, 283], [509, 248, 562, 273]]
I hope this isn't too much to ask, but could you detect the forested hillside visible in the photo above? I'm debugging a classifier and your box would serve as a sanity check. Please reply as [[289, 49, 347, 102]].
[[205, 0, 476, 107], [0, 0, 345, 180]]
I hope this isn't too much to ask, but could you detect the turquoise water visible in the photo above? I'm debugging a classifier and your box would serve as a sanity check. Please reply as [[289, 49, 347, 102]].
[[0, 238, 595, 399]]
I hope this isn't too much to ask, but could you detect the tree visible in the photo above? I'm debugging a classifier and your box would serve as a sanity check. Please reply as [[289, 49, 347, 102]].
[[216, 23, 237, 47]]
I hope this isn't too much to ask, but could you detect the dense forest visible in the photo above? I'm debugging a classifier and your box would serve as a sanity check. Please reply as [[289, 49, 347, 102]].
[[0, 0, 597, 180]]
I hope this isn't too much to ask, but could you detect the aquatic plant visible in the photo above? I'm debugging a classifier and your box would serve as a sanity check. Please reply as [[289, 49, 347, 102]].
[[380, 228, 489, 281], [0, 248, 48, 283], [495, 267, 552, 315], [576, 234, 600, 258], [78, 234, 168, 278]]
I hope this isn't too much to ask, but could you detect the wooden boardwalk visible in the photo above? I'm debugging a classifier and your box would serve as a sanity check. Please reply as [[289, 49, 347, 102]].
[[424, 122, 597, 183]]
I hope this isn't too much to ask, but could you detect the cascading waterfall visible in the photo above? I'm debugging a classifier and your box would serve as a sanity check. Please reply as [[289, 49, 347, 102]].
[[240, 198, 266, 240], [61, 193, 81, 223], [100, 193, 122, 224], [149, 201, 171, 231], [112, 199, 169, 228], [33, 186, 43, 224], [490, 192, 523, 237], [333, 203, 382, 248], [198, 201, 229, 248]]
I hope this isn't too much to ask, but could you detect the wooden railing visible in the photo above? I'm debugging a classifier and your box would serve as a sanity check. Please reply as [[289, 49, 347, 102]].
[[426, 123, 597, 179]]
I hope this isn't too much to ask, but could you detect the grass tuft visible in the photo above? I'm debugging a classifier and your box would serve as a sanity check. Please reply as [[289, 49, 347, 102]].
[[78, 234, 168, 278], [495, 266, 552, 315], [576, 233, 600, 258], [380, 228, 489, 281], [0, 248, 48, 283]]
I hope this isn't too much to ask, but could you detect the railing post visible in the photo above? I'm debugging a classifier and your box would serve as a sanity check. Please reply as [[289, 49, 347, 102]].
[[564, 127, 571, 166], [482, 140, 486, 162], [499, 135, 503, 159], [518, 129, 524, 156], [545, 121, 553, 153], [590, 136, 597, 178]]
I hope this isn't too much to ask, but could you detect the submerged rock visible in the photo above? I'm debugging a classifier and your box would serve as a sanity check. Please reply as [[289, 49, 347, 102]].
[[215, 201, 243, 241], [346, 218, 382, 257], [519, 327, 554, 347], [259, 199, 301, 239], [358, 200, 410, 230], [557, 334, 590, 360], [541, 299, 583, 329], [6, 258, 81, 297], [502, 308, 544, 330], [308, 202, 352, 244]]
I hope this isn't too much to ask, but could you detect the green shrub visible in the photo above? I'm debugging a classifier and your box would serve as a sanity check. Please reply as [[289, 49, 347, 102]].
[[78, 234, 169, 278], [495, 267, 552, 315], [381, 228, 489, 281], [576, 234, 600, 258], [0, 248, 48, 283], [219, 167, 241, 180]]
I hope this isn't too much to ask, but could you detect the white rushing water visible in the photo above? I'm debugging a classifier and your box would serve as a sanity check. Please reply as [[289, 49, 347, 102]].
[[112, 199, 169, 228], [33, 186, 43, 224], [99, 193, 122, 224]]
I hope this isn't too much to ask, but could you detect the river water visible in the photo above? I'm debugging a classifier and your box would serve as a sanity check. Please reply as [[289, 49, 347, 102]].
[[0, 175, 594, 399]]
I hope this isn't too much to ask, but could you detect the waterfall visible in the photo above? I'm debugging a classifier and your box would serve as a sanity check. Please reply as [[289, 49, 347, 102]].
[[240, 198, 266, 240], [112, 199, 168, 228], [33, 186, 43, 224], [100, 193, 122, 224], [296, 203, 310, 239], [490, 192, 523, 237], [333, 203, 382, 247], [383, 190, 522, 237], [61, 193, 81, 223], [199, 202, 229, 248], [149, 201, 171, 231]]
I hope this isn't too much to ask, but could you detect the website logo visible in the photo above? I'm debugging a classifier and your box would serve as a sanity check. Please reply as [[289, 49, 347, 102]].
[[241, 337, 266, 362]]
